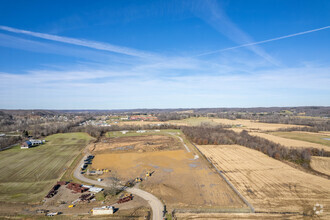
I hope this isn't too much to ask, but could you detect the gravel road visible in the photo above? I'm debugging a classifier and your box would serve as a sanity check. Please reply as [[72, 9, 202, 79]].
[[73, 155, 164, 220]]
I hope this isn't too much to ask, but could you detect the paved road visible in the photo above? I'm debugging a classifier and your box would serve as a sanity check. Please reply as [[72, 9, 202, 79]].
[[73, 156, 164, 220]]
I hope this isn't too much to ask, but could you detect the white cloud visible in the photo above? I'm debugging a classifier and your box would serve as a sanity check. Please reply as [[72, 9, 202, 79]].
[[191, 0, 279, 65], [197, 25, 330, 57], [1, 60, 329, 109], [0, 25, 155, 58]]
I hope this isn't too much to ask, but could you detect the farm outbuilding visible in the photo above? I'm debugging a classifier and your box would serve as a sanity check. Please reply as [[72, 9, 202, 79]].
[[92, 206, 114, 215], [21, 141, 32, 149], [21, 139, 44, 149], [29, 139, 44, 145]]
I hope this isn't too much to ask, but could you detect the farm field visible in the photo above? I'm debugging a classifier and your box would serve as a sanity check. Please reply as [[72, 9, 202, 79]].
[[311, 156, 330, 176], [109, 120, 163, 126], [175, 212, 302, 219], [169, 117, 219, 126], [0, 132, 93, 203], [169, 117, 303, 131], [249, 132, 330, 151], [272, 131, 330, 147], [197, 145, 330, 216], [91, 132, 247, 210], [212, 118, 303, 131]]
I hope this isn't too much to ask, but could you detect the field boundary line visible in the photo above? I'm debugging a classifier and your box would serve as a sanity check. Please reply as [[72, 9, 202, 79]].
[[168, 132, 191, 153], [191, 143, 255, 213], [0, 142, 20, 151]]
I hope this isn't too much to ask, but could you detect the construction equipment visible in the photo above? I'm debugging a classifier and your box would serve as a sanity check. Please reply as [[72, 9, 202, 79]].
[[124, 193, 132, 197], [124, 180, 134, 187], [45, 184, 61, 198], [46, 212, 58, 216], [135, 177, 142, 183], [117, 195, 133, 204], [68, 204, 75, 208], [66, 182, 88, 193], [79, 193, 95, 201], [146, 171, 151, 177]]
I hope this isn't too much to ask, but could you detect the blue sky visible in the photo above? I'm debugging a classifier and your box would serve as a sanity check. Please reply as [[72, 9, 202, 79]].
[[0, 0, 329, 109]]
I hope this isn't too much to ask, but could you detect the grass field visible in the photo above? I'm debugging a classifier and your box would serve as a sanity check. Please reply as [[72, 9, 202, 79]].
[[272, 131, 330, 147], [0, 132, 93, 203], [198, 145, 330, 216], [311, 156, 330, 176], [249, 132, 330, 151]]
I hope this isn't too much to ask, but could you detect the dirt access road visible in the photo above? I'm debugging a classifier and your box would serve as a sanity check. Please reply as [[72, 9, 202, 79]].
[[74, 156, 164, 220]]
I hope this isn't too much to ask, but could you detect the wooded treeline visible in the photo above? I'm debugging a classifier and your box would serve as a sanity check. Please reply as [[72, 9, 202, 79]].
[[0, 136, 21, 151], [258, 116, 330, 131], [181, 126, 329, 168]]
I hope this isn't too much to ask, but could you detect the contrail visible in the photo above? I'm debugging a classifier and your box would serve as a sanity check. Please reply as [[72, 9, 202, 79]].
[[196, 25, 330, 57], [0, 25, 153, 58]]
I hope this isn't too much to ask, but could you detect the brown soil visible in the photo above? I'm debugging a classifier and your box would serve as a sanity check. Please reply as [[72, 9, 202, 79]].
[[92, 149, 246, 210], [91, 135, 181, 153]]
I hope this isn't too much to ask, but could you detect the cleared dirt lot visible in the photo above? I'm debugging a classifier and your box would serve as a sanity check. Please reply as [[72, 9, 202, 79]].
[[198, 145, 330, 216], [311, 156, 330, 176], [249, 132, 330, 151], [91, 135, 246, 210], [91, 135, 181, 153]]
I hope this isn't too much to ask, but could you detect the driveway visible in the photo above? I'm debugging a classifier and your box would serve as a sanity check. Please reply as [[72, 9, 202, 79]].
[[74, 155, 164, 220]]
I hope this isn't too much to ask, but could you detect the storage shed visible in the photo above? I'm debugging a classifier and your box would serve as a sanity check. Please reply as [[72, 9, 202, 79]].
[[92, 206, 114, 215]]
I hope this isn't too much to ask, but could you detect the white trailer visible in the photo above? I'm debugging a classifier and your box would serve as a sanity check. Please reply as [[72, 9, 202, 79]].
[[92, 206, 114, 215]]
